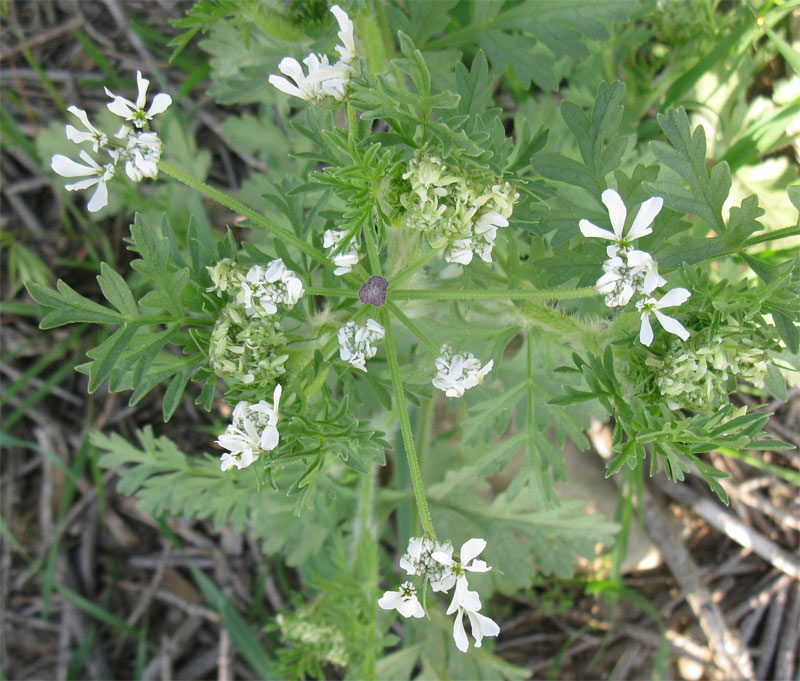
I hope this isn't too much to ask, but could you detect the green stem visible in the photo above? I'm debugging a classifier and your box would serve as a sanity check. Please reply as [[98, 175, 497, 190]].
[[741, 225, 800, 248], [390, 286, 597, 302], [362, 214, 383, 275], [524, 302, 601, 355], [381, 308, 437, 540], [386, 302, 439, 355], [305, 287, 360, 298], [158, 161, 332, 268]]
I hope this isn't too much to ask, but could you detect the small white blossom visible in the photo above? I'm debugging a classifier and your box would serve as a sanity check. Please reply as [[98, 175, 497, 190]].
[[268, 5, 355, 104], [579, 189, 663, 248], [399, 536, 454, 592], [636, 288, 692, 346], [323, 229, 359, 275], [105, 71, 172, 129], [51, 150, 115, 212], [65, 106, 108, 153], [217, 385, 282, 471], [377, 581, 425, 619], [338, 319, 385, 372], [433, 345, 493, 398], [432, 538, 492, 609], [596, 247, 666, 308], [121, 131, 163, 182], [239, 259, 305, 317]]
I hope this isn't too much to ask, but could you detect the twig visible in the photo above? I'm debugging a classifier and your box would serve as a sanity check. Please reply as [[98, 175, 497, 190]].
[[0, 16, 84, 61], [640, 482, 755, 680], [653, 478, 800, 580], [774, 582, 800, 681], [725, 480, 800, 531], [755, 581, 789, 680], [218, 628, 231, 681], [116, 581, 220, 623]]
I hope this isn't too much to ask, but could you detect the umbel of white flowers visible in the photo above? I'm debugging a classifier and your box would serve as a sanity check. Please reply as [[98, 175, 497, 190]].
[[401, 152, 519, 267], [269, 5, 356, 105], [580, 188, 691, 346], [51, 72, 171, 212], [338, 319, 385, 372], [217, 384, 282, 471], [433, 344, 493, 398], [379, 537, 500, 653]]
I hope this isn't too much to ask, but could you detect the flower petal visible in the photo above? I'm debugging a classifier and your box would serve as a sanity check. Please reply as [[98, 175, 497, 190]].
[[135, 71, 149, 109], [86, 181, 109, 212], [51, 154, 93, 177], [639, 312, 654, 347], [579, 219, 617, 241], [656, 287, 691, 309], [628, 196, 663, 240], [601, 189, 627, 239], [459, 538, 487, 565], [654, 310, 690, 341], [106, 97, 134, 119], [147, 92, 172, 117], [452, 609, 469, 653], [378, 591, 400, 611]]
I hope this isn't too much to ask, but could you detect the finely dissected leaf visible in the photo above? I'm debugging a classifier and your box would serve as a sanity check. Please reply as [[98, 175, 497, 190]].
[[647, 108, 730, 232], [455, 50, 492, 117], [27, 280, 124, 328]]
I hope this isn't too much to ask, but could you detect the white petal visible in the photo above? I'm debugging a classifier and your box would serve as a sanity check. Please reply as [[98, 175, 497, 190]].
[[465, 559, 491, 573], [601, 189, 627, 239], [579, 219, 616, 241], [378, 591, 401, 611], [452, 609, 469, 653], [272, 384, 282, 413], [459, 538, 487, 565], [106, 96, 134, 119], [51, 154, 94, 177], [259, 425, 279, 451], [639, 312, 654, 346], [135, 71, 149, 109], [86, 181, 109, 212], [147, 92, 172, 117], [269, 75, 305, 98], [65, 126, 94, 145], [432, 551, 454, 567], [64, 178, 100, 191], [654, 311, 690, 341], [465, 609, 500, 647], [628, 196, 663, 240], [656, 287, 691, 309]]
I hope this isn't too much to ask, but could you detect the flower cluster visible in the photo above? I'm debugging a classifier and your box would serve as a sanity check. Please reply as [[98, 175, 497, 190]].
[[338, 319, 385, 372], [216, 385, 282, 471], [379, 537, 500, 653], [51, 71, 171, 212], [209, 305, 288, 387], [239, 260, 305, 317], [269, 5, 356, 105], [647, 334, 770, 412], [580, 189, 691, 346], [323, 229, 360, 275], [401, 153, 518, 266], [433, 344, 493, 398]]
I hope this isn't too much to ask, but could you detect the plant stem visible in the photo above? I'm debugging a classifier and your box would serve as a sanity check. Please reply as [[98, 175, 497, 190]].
[[389, 246, 443, 287], [381, 308, 437, 540], [305, 287, 360, 298], [390, 286, 597, 301], [362, 214, 383, 275], [385, 302, 439, 355], [158, 161, 332, 268]]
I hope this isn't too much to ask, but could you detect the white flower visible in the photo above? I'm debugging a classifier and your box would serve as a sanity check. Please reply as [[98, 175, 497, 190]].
[[268, 5, 356, 104], [323, 229, 359, 275], [51, 150, 115, 212], [338, 319, 385, 372], [451, 606, 500, 653], [239, 259, 304, 317], [330, 4, 356, 64], [472, 211, 508, 263], [399, 536, 454, 592], [217, 385, 282, 471], [636, 288, 692, 346], [122, 131, 163, 182], [579, 189, 663, 249], [432, 345, 493, 398], [432, 538, 492, 609], [377, 581, 425, 619], [65, 106, 108, 153], [596, 248, 666, 308], [105, 71, 172, 129]]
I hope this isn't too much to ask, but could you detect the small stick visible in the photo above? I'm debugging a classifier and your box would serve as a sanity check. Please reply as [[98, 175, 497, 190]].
[[653, 478, 800, 580], [774, 582, 800, 681], [0, 16, 84, 61], [218, 628, 231, 681], [755, 582, 789, 679]]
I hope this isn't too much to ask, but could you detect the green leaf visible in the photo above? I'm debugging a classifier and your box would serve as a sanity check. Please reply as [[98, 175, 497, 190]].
[[97, 263, 138, 317], [27, 280, 123, 328], [455, 50, 492, 117], [647, 108, 729, 232]]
